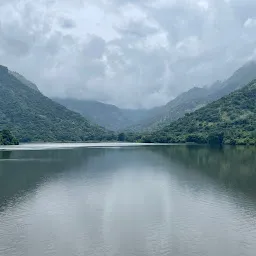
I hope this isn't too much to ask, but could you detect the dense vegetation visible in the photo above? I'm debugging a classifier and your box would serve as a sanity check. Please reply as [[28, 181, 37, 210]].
[[1, 62, 255, 145], [0, 130, 19, 145], [136, 80, 256, 145], [0, 65, 115, 142]]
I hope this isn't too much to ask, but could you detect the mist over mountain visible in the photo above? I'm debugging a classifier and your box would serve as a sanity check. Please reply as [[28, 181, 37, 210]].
[[51, 61, 256, 133], [130, 61, 256, 131], [0, 58, 255, 145], [53, 98, 150, 131]]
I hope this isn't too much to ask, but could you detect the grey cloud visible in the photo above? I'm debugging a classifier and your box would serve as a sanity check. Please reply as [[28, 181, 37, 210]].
[[229, 0, 256, 22], [82, 36, 106, 59], [59, 17, 76, 29], [151, 9, 207, 46], [0, 21, 33, 56], [0, 37, 30, 56], [107, 0, 150, 6], [0, 0, 256, 108], [115, 20, 159, 38], [43, 32, 64, 56]]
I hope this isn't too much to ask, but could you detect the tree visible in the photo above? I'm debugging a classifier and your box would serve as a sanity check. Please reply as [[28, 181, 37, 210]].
[[0, 130, 19, 145], [118, 133, 126, 142], [207, 132, 224, 145], [186, 134, 207, 144]]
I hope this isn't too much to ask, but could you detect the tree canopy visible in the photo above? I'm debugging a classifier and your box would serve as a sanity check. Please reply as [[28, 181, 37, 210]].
[[0, 130, 19, 145]]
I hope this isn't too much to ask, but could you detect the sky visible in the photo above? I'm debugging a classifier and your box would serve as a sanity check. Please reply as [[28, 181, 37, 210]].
[[0, 0, 256, 109]]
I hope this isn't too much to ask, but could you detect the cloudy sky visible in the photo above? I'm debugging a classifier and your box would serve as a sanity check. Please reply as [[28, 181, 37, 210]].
[[0, 0, 256, 108]]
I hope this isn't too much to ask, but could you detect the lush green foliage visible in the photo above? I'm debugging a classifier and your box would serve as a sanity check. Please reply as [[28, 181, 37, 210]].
[[1, 62, 255, 145], [117, 133, 126, 142], [0, 130, 19, 145], [137, 80, 256, 145], [0, 65, 115, 142]]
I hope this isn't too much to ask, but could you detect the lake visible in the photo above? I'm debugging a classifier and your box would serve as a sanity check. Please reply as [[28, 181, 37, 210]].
[[0, 144, 256, 256]]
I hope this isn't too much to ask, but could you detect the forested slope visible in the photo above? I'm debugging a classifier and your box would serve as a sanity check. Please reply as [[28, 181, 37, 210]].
[[140, 80, 256, 145], [0, 65, 115, 142]]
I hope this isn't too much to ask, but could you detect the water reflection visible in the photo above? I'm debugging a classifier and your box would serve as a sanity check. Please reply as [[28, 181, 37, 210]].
[[0, 148, 104, 210], [0, 145, 256, 256], [153, 145, 256, 193]]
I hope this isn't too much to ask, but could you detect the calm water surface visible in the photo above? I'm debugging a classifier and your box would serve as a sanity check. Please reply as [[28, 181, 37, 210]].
[[0, 144, 256, 256]]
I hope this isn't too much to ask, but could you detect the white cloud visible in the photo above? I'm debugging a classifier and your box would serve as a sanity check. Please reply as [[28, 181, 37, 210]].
[[198, 0, 209, 11], [244, 18, 256, 28]]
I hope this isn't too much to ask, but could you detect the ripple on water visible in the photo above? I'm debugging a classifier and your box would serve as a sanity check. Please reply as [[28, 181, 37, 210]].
[[0, 146, 256, 256]]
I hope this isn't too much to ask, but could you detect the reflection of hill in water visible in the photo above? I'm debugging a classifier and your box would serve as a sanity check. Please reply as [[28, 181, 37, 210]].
[[1, 145, 256, 211], [151, 145, 256, 194], [0, 148, 105, 209], [0, 146, 159, 210]]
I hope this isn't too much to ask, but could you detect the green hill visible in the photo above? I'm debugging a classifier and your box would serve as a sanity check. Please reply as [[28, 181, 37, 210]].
[[53, 98, 150, 131], [132, 61, 256, 131], [0, 65, 115, 142], [140, 80, 256, 145]]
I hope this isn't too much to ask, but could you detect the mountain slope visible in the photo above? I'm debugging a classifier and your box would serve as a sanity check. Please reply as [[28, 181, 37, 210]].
[[141, 80, 256, 145], [53, 98, 150, 131], [9, 71, 39, 91], [130, 86, 211, 131], [0, 65, 114, 142], [133, 61, 256, 131]]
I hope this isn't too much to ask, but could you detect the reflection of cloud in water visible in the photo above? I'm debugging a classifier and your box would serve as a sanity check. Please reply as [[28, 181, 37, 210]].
[[2, 146, 256, 256], [102, 167, 172, 255], [0, 143, 153, 151]]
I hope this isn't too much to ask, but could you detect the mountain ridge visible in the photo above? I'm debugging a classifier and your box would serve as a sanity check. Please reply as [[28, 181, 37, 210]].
[[52, 61, 256, 133], [53, 98, 150, 131], [0, 65, 114, 142]]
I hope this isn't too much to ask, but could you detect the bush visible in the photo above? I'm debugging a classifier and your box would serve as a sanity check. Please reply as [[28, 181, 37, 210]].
[[186, 134, 207, 144], [207, 132, 224, 145], [0, 130, 19, 145]]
